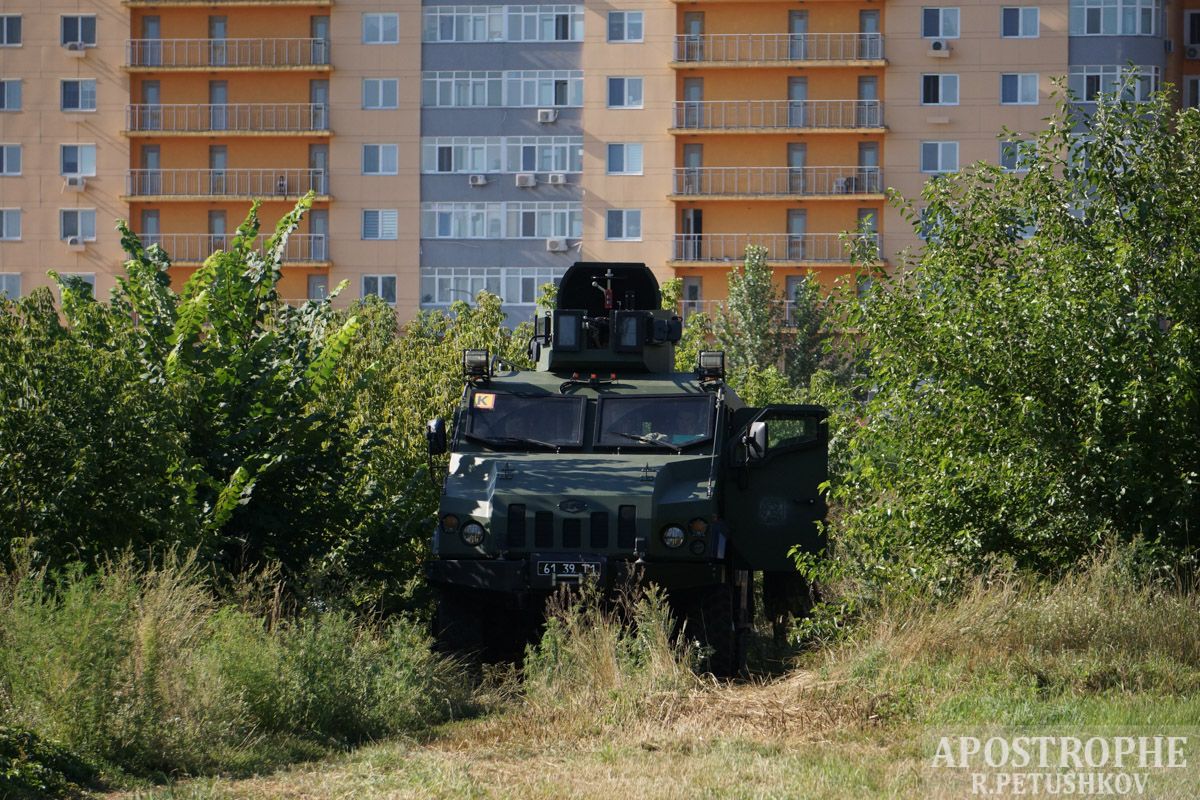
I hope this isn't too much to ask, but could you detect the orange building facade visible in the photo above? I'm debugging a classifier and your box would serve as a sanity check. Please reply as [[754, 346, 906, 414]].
[[0, 0, 1189, 317]]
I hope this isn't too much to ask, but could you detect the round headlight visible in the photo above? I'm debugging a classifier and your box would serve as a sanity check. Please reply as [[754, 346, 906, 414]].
[[461, 521, 485, 546], [689, 518, 708, 536], [661, 525, 686, 549], [689, 540, 707, 556], [441, 514, 460, 533]]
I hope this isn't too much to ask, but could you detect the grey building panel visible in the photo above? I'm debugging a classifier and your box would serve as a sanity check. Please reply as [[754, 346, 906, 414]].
[[422, 44, 582, 71], [421, 174, 582, 203], [421, 239, 579, 270], [421, 108, 582, 137], [1068, 36, 1167, 69]]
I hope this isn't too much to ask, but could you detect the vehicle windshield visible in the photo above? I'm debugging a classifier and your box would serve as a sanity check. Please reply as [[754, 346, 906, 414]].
[[596, 394, 714, 451], [466, 391, 585, 447]]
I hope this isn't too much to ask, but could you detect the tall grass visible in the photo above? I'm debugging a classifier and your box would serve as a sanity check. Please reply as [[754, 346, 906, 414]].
[[518, 585, 700, 732], [0, 552, 472, 784]]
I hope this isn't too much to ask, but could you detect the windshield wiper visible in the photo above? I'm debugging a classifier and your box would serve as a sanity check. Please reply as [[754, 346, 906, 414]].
[[612, 432, 685, 453], [465, 433, 566, 450]]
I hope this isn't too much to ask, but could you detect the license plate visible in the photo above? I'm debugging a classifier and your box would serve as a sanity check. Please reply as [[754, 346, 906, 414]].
[[537, 561, 599, 579]]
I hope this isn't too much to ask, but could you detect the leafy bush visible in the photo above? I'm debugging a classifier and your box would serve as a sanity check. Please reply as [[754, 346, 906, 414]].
[[0, 553, 472, 779], [0, 726, 99, 799], [818, 85, 1200, 601]]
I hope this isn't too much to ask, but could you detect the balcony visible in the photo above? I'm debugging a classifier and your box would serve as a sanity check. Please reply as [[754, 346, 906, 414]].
[[673, 33, 884, 66], [125, 169, 329, 200], [124, 104, 330, 135], [671, 166, 883, 199], [126, 38, 330, 70], [671, 100, 883, 132], [670, 233, 879, 264], [137, 233, 329, 264]]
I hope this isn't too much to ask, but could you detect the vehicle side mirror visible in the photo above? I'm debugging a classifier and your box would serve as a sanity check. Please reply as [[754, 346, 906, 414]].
[[745, 421, 768, 462], [427, 417, 447, 456]]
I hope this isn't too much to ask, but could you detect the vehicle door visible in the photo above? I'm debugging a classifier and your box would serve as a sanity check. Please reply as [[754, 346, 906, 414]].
[[723, 405, 828, 571]]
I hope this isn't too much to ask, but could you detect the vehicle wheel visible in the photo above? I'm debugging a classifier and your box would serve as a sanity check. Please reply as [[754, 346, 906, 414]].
[[433, 589, 485, 658], [684, 584, 738, 678], [762, 571, 815, 643]]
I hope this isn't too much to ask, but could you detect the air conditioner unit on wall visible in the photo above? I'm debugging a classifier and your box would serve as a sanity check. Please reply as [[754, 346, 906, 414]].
[[537, 108, 559, 123], [515, 173, 536, 188], [1188, 45, 1200, 59], [64, 176, 86, 190], [547, 173, 567, 186], [928, 39, 951, 57], [468, 174, 488, 187], [65, 41, 87, 57], [546, 237, 569, 253]]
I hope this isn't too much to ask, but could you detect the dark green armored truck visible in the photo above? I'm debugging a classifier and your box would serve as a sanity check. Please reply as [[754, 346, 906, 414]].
[[425, 262, 827, 675]]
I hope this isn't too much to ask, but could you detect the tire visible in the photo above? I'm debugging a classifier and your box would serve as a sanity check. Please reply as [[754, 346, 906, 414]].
[[683, 584, 739, 678], [433, 588, 485, 659]]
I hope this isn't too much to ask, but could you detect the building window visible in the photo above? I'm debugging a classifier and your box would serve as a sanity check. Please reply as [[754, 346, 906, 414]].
[[61, 144, 97, 176], [1001, 7, 1040, 37], [1184, 76, 1200, 109], [921, 141, 959, 173], [362, 144, 399, 175], [0, 80, 21, 111], [420, 136, 582, 173], [922, 7, 961, 38], [1000, 139, 1034, 172], [1069, 65, 1158, 102], [420, 202, 581, 239], [362, 209, 399, 240], [421, 71, 583, 108], [606, 143, 644, 175], [0, 144, 20, 175], [922, 74, 959, 105], [362, 275, 398, 304], [605, 209, 642, 240], [607, 77, 644, 108], [0, 15, 20, 46], [1001, 73, 1039, 104], [363, 13, 399, 44], [607, 11, 644, 42], [61, 209, 97, 241], [420, 266, 565, 306], [0, 274, 19, 298], [1187, 11, 1200, 47], [506, 5, 583, 41], [0, 209, 19, 240], [61, 80, 97, 112], [421, 5, 583, 43], [59, 273, 95, 297], [61, 15, 97, 47], [1069, 0, 1158, 36], [362, 79, 399, 109]]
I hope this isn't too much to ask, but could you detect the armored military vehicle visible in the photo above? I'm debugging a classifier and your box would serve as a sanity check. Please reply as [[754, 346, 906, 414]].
[[425, 262, 827, 675]]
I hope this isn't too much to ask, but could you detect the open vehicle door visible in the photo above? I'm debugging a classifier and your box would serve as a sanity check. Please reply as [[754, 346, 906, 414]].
[[723, 404, 828, 571]]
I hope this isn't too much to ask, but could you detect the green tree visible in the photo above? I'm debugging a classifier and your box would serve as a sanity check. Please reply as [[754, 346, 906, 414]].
[[823, 84, 1200, 596]]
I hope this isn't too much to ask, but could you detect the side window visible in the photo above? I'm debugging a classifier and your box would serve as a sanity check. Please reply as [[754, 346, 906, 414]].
[[766, 416, 821, 451]]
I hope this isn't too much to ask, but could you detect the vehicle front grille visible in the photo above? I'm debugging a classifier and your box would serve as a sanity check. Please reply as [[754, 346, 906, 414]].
[[589, 511, 609, 548], [562, 518, 582, 548], [506, 503, 526, 549], [534, 511, 554, 548], [617, 505, 637, 549]]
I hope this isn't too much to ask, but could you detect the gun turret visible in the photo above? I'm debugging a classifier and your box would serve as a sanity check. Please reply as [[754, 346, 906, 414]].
[[532, 262, 683, 374]]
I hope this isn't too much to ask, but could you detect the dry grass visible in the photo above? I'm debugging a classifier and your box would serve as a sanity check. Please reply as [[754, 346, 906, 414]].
[[107, 552, 1200, 799]]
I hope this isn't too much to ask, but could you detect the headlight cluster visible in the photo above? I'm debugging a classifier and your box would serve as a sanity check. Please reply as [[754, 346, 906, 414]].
[[442, 514, 486, 547], [661, 517, 709, 550]]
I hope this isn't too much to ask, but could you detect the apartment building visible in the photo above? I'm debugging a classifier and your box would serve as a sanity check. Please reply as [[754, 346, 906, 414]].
[[0, 0, 1191, 318]]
